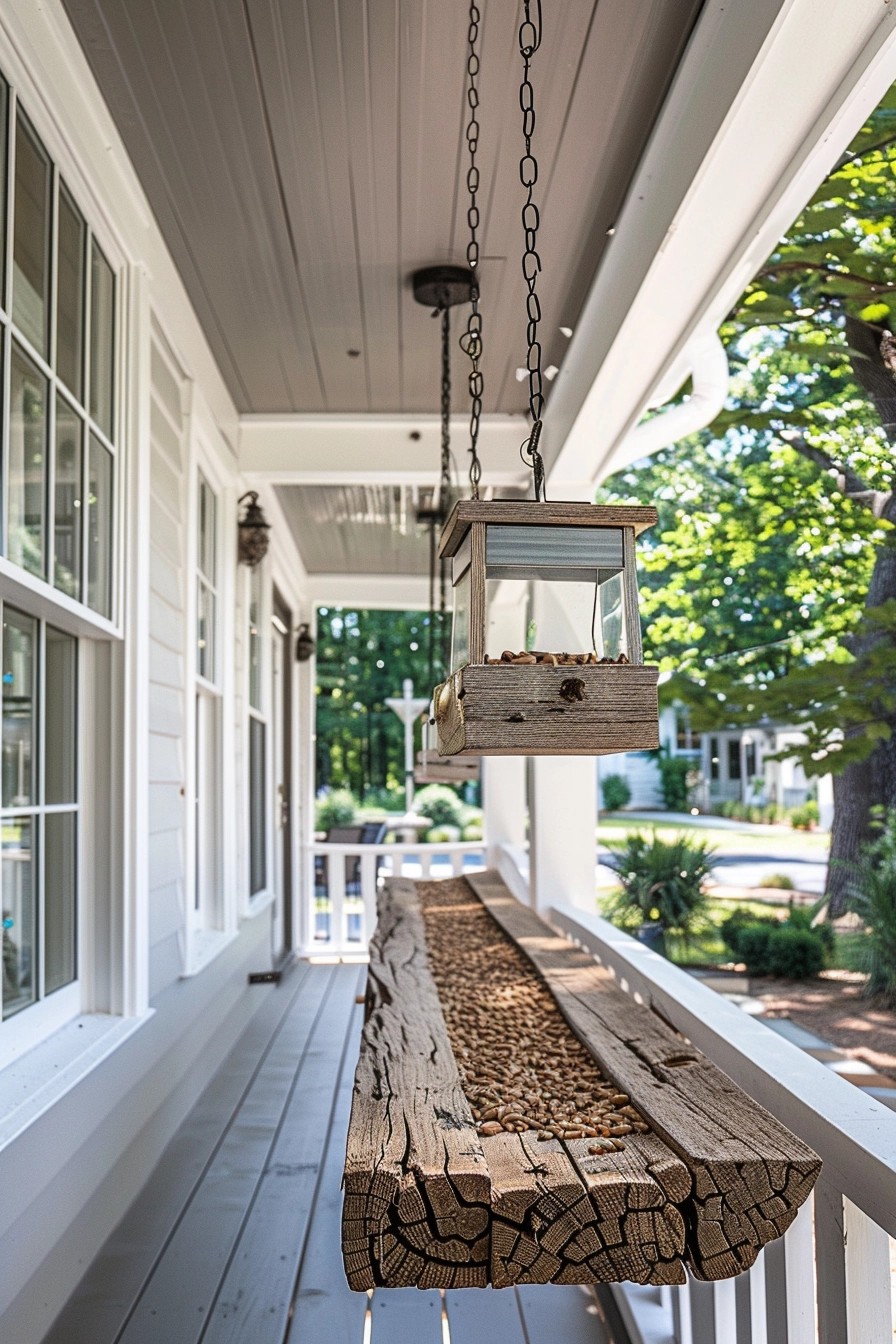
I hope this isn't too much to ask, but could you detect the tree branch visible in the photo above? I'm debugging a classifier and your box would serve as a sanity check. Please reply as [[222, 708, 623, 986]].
[[758, 259, 896, 292], [783, 433, 892, 514]]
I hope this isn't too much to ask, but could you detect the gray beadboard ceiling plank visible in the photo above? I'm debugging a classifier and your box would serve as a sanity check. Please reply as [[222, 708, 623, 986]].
[[132, 0, 301, 409], [245, 0, 367, 411], [164, 0, 324, 410], [340, 0, 405, 412], [394, 0, 472, 415]]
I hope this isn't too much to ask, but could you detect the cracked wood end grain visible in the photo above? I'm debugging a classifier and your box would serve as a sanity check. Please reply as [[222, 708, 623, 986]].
[[466, 869, 822, 1280]]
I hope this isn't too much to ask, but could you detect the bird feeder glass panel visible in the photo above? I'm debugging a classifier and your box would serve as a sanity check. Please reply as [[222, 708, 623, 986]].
[[482, 524, 630, 663]]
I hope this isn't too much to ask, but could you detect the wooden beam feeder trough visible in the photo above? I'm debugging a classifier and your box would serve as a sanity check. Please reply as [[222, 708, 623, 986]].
[[432, 500, 661, 757], [342, 872, 820, 1291]]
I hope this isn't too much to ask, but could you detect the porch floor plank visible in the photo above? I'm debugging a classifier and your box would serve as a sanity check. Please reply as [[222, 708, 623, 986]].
[[41, 960, 316, 1344], [116, 964, 338, 1344], [370, 1289, 443, 1343], [41, 960, 623, 1344], [203, 963, 364, 1343]]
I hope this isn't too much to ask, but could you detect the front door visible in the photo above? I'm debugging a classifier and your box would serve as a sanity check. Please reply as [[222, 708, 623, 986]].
[[271, 590, 293, 962]]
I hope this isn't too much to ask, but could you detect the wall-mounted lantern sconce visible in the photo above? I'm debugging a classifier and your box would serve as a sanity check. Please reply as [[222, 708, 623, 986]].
[[237, 491, 271, 567], [295, 623, 316, 662]]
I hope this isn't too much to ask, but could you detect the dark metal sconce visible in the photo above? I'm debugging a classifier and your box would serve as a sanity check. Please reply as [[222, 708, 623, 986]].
[[237, 491, 271, 567], [295, 623, 316, 662]]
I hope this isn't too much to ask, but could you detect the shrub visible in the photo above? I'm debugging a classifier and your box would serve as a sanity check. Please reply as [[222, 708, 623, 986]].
[[765, 926, 826, 979], [722, 902, 828, 978], [735, 923, 776, 975], [427, 823, 462, 843], [758, 873, 795, 890], [413, 784, 465, 830], [788, 800, 820, 830], [656, 750, 692, 811], [848, 809, 896, 1004], [462, 819, 484, 841], [604, 830, 716, 944], [362, 785, 405, 812], [315, 788, 356, 832], [601, 773, 632, 812]]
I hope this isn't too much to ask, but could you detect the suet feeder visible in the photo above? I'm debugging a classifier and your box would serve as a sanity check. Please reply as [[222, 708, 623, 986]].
[[432, 499, 660, 756]]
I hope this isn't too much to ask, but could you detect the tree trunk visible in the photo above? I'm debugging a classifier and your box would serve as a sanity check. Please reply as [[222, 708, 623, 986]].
[[825, 318, 896, 915]]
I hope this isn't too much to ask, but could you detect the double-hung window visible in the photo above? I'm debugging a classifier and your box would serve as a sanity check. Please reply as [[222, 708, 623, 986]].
[[0, 77, 118, 1032], [193, 472, 222, 934]]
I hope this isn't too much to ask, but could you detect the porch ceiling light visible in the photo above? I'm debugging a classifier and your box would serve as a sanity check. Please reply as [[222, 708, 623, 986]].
[[237, 491, 271, 567]]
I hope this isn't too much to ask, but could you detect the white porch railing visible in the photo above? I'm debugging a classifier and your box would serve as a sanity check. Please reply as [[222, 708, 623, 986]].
[[304, 841, 485, 954], [550, 902, 896, 1344]]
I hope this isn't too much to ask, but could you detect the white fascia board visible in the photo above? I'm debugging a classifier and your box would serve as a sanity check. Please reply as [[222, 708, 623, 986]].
[[240, 414, 531, 489], [0, 0, 240, 450], [545, 0, 896, 489], [306, 573, 430, 611]]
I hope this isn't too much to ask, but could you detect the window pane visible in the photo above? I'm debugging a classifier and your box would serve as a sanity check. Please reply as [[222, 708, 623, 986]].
[[0, 81, 9, 303], [89, 239, 114, 437], [56, 186, 85, 398], [2, 816, 36, 1017], [198, 474, 216, 583], [2, 607, 36, 807], [728, 739, 742, 781], [87, 432, 113, 617], [45, 625, 77, 804], [249, 717, 266, 895], [12, 114, 50, 356], [44, 811, 76, 995], [8, 344, 47, 577], [54, 396, 82, 598], [197, 579, 215, 682], [248, 567, 262, 710]]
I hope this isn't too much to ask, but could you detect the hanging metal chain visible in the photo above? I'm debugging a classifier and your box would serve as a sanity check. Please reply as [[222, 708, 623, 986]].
[[518, 0, 546, 501], [439, 303, 452, 515], [459, 0, 483, 499]]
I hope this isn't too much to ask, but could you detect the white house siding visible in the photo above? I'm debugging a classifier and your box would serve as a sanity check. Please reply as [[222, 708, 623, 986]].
[[147, 326, 189, 999], [0, 5, 310, 1339]]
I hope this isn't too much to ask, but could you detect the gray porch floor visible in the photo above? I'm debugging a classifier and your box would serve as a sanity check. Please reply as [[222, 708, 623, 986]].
[[42, 960, 628, 1344]]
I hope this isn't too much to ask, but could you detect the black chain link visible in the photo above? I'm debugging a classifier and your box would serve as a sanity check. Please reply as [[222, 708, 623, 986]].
[[439, 303, 452, 516], [518, 0, 546, 500], [458, 0, 483, 499]]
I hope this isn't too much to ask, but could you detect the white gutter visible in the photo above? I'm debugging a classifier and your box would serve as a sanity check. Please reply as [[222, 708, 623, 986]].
[[605, 329, 729, 477]]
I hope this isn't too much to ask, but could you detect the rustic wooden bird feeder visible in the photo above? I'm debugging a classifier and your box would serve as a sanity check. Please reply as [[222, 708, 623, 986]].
[[432, 498, 660, 756]]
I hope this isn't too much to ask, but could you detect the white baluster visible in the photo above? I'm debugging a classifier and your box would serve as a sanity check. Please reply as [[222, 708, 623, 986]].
[[785, 1195, 817, 1344], [329, 852, 346, 951], [361, 852, 378, 945], [844, 1198, 891, 1343]]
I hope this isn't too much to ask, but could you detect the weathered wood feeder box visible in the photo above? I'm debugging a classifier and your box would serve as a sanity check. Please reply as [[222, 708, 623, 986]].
[[433, 499, 660, 756]]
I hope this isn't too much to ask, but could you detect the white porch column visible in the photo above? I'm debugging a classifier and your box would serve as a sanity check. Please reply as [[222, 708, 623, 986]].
[[528, 482, 598, 915], [482, 588, 528, 875]]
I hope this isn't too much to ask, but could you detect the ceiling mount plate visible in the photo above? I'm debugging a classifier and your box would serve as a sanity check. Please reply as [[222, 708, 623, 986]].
[[412, 265, 475, 309]]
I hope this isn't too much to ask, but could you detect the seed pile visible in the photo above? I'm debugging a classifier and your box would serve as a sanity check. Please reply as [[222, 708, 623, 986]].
[[483, 649, 630, 666], [417, 879, 650, 1153]]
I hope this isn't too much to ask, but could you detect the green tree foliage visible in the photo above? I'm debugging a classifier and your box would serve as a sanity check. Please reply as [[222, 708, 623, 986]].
[[315, 607, 442, 798], [600, 91, 896, 911]]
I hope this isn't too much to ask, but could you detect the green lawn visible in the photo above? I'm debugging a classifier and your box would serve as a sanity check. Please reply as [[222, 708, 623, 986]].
[[598, 815, 829, 857]]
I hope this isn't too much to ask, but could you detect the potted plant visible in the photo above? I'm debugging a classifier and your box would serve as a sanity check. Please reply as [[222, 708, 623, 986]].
[[603, 829, 717, 956]]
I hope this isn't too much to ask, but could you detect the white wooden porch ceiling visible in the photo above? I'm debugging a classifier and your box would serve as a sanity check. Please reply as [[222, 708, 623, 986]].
[[63, 0, 702, 419]]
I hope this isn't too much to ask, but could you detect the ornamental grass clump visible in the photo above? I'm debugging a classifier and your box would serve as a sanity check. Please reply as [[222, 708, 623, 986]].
[[604, 830, 717, 949], [848, 809, 896, 1005]]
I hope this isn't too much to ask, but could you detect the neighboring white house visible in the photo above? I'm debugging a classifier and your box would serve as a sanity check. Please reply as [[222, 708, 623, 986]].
[[0, 1, 892, 1340]]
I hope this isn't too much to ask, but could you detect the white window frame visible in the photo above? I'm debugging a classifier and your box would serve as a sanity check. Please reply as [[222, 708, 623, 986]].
[[0, 70, 130, 1064], [182, 410, 238, 975]]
